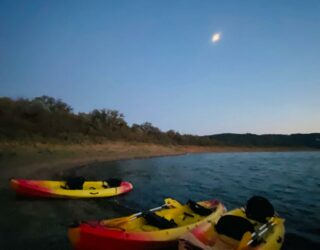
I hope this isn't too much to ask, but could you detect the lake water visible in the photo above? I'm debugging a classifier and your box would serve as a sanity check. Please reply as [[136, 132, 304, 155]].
[[1, 151, 319, 249]]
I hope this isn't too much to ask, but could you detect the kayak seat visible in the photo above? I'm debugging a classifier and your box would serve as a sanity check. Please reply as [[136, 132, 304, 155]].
[[187, 200, 214, 216], [62, 177, 86, 190], [142, 212, 177, 229], [245, 196, 274, 223], [102, 178, 122, 188], [215, 215, 254, 241]]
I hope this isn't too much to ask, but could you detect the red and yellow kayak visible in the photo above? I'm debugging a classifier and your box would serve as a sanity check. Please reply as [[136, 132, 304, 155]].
[[10, 178, 133, 198], [68, 199, 225, 250], [179, 196, 285, 250]]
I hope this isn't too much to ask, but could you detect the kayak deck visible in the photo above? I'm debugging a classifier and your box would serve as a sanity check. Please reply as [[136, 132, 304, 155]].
[[68, 199, 226, 250], [179, 208, 285, 250], [102, 200, 222, 232], [10, 179, 133, 198]]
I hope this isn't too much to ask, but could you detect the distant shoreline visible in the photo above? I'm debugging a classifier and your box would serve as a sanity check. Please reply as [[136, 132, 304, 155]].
[[0, 141, 318, 180]]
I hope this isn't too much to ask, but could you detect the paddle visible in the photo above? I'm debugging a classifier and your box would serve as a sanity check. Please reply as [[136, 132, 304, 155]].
[[237, 231, 252, 250], [102, 198, 182, 228], [247, 219, 276, 245], [237, 218, 276, 250]]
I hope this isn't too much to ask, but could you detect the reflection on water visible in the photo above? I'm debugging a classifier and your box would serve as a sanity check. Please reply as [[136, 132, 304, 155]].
[[1, 152, 319, 249]]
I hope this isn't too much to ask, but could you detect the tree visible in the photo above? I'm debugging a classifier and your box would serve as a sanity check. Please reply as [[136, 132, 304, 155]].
[[33, 95, 72, 113]]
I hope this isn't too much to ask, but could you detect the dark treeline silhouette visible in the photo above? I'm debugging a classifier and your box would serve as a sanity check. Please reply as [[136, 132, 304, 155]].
[[0, 96, 319, 148], [0, 96, 209, 145], [208, 133, 320, 148]]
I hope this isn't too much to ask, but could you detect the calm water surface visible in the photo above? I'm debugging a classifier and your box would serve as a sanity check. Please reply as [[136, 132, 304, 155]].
[[1, 152, 319, 249]]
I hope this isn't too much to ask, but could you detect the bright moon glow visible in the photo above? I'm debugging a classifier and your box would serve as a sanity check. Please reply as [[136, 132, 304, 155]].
[[212, 33, 221, 43]]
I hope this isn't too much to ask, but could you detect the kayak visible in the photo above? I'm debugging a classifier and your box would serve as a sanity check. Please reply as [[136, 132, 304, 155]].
[[10, 178, 133, 198], [179, 196, 285, 250], [68, 198, 226, 250]]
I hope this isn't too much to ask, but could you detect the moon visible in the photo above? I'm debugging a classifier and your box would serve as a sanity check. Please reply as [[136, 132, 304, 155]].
[[212, 33, 221, 43]]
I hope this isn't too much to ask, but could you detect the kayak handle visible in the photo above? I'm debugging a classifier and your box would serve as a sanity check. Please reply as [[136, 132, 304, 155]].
[[90, 192, 99, 195]]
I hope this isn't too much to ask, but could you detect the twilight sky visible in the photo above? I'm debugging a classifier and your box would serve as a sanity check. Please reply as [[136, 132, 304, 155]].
[[1, 0, 319, 135]]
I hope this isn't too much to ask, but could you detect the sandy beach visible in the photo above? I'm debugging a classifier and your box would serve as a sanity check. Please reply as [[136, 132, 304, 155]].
[[0, 141, 314, 180]]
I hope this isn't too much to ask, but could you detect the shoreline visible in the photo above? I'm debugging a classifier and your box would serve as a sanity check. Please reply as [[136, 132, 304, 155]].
[[0, 141, 318, 179]]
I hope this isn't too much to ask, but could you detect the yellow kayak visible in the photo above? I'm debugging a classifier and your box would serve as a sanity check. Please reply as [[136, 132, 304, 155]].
[[10, 178, 133, 198], [68, 198, 226, 250], [179, 196, 285, 250]]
